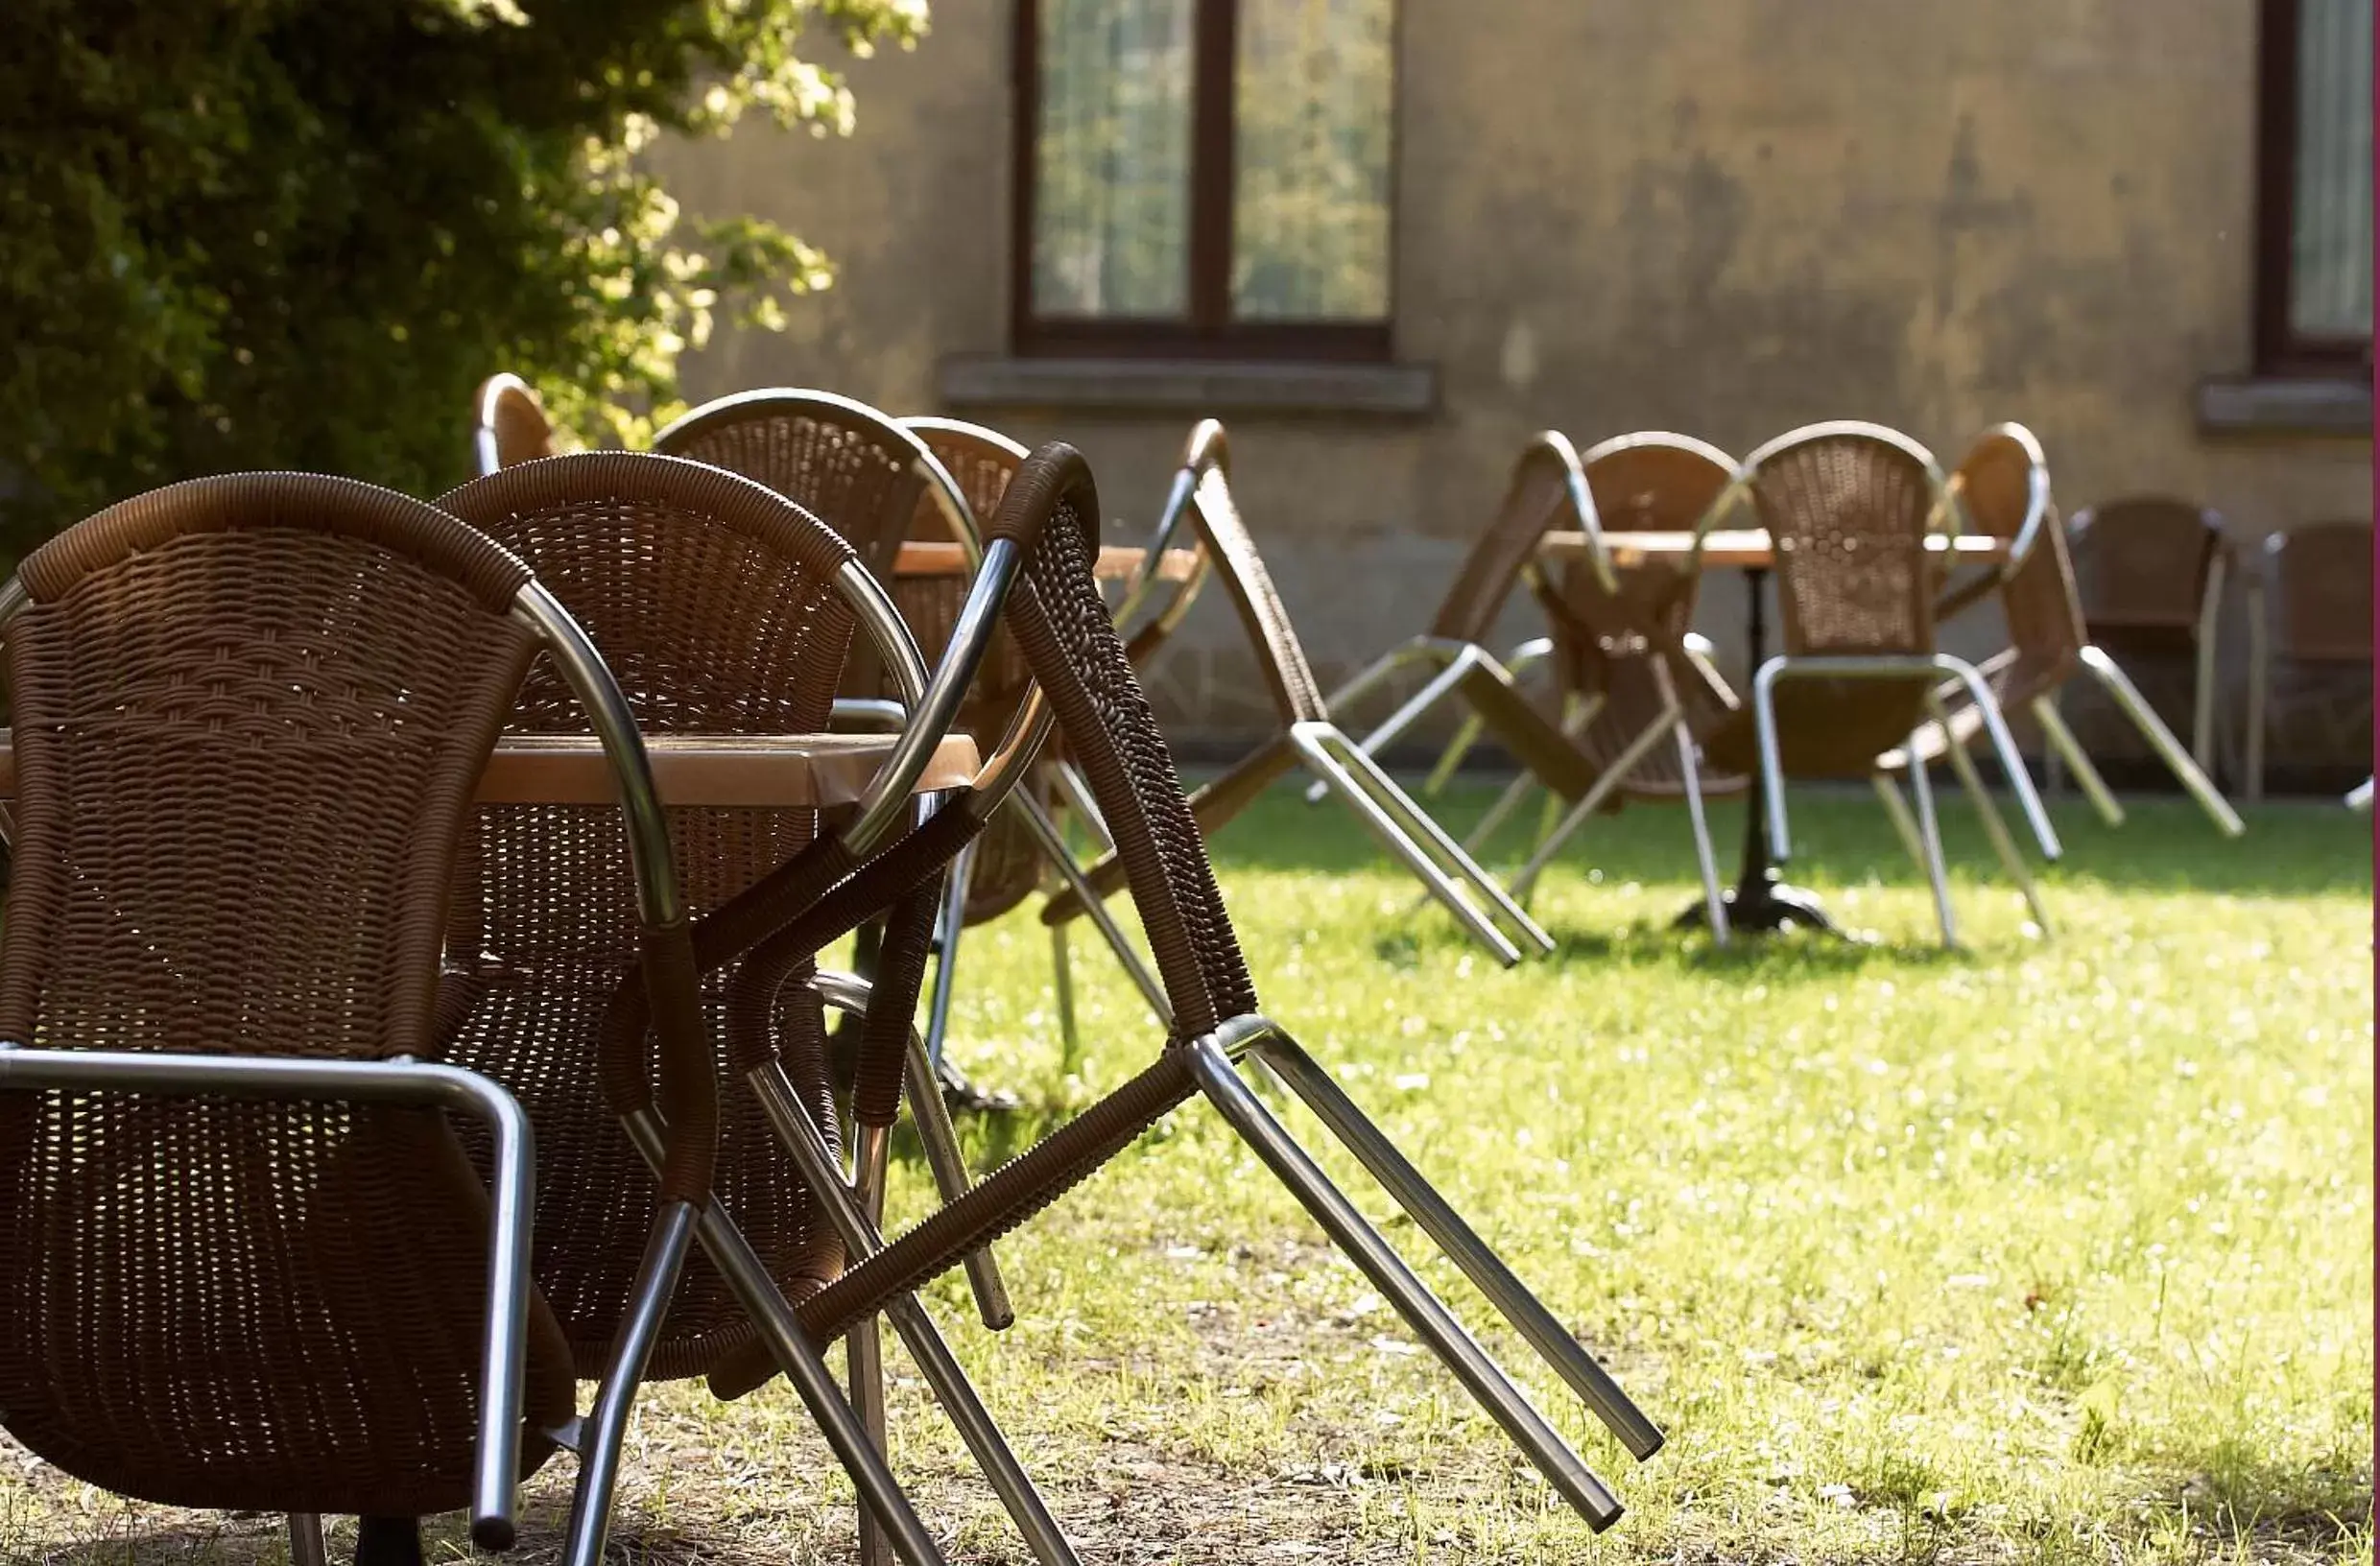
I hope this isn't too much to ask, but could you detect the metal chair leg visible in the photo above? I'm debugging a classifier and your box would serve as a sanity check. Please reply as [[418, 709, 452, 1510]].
[[1181, 1029, 1627, 1531], [1931, 661, 2060, 860], [2033, 698, 2125, 826], [286, 1514, 327, 1566], [1674, 721, 1729, 945], [617, 1112, 952, 1566], [1317, 725, 1555, 954], [749, 1066, 1083, 1566], [1015, 791, 1172, 1024], [2245, 576, 2269, 803], [1462, 767, 1543, 857], [1307, 647, 1476, 803], [1427, 711, 1488, 796], [1904, 743, 1959, 949], [851, 1124, 895, 1566], [1750, 660, 1795, 861], [814, 970, 1012, 1331], [1289, 727, 1524, 965], [922, 842, 975, 1074], [1871, 772, 1925, 866], [1509, 709, 1673, 901], [2349, 777, 2373, 811], [1935, 704, 2053, 934], [1253, 1030, 1663, 1456], [2195, 552, 2226, 775], [1051, 923, 1083, 1074], [2078, 648, 2246, 836], [561, 1200, 702, 1566]]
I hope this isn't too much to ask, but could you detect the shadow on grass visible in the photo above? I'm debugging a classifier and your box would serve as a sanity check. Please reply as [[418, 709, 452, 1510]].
[[1201, 779, 2371, 901]]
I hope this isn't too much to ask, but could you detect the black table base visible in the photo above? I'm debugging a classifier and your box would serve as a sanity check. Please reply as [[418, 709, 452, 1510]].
[[1669, 564, 1847, 938]]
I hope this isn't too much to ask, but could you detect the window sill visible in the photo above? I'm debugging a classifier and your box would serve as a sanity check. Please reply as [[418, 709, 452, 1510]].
[[2194, 375, 2372, 436], [937, 355, 1438, 416]]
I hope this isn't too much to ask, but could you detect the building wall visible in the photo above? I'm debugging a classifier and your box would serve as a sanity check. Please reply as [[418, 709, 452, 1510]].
[[654, 0, 2371, 771]]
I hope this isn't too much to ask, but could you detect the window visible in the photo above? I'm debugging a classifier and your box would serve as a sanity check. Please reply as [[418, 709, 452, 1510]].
[[2256, 0, 2374, 373], [1012, 0, 1396, 359]]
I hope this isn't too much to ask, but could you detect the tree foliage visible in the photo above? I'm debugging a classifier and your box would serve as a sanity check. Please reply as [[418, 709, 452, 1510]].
[[0, 0, 925, 552]]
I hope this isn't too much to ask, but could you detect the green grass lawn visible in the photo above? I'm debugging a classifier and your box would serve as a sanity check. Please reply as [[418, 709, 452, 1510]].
[[2, 783, 2369, 1564]]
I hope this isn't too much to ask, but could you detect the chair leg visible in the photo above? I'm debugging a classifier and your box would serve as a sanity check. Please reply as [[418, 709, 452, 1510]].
[[1312, 725, 1556, 955], [1932, 659, 2060, 860], [1252, 1030, 1663, 1457], [1015, 791, 1172, 1024], [906, 1031, 1014, 1329], [2033, 698, 2125, 827], [922, 842, 975, 1076], [1871, 772, 1926, 867], [2195, 553, 2226, 776], [286, 1514, 328, 1566], [1674, 721, 1729, 945], [816, 969, 1012, 1331], [618, 1112, 953, 1566], [1936, 705, 2053, 934], [1307, 648, 1473, 803], [2078, 648, 2246, 837], [2245, 578, 2269, 803], [2349, 776, 2373, 811], [351, 1518, 420, 1566], [851, 1123, 895, 1566], [1903, 744, 1959, 949], [749, 1067, 1083, 1566], [1462, 767, 1543, 857], [1426, 711, 1488, 796], [1509, 710, 1672, 901], [1180, 1030, 1627, 1531], [1289, 728, 1524, 965], [2039, 690, 2066, 797], [1051, 922, 1083, 1074], [561, 1200, 702, 1566]]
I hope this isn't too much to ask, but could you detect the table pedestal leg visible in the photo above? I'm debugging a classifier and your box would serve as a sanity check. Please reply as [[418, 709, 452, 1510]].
[[1666, 565, 1843, 937]]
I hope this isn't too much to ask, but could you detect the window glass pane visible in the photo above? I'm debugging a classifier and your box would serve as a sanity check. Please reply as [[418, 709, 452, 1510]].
[[2291, 0, 2373, 340], [1231, 0, 1393, 320], [1032, 0, 1195, 319]]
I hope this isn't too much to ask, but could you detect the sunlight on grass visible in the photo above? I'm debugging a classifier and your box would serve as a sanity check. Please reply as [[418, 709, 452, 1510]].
[[1, 783, 2368, 1564]]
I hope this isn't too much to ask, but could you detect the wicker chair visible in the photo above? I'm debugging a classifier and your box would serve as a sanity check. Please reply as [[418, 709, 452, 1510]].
[[471, 372, 565, 475], [1484, 434, 1749, 935], [686, 442, 1663, 1535], [1883, 426, 2243, 872], [2246, 519, 2374, 797], [437, 452, 1053, 1566], [1039, 419, 1554, 965], [1698, 422, 2059, 947], [2060, 497, 2231, 789], [898, 416, 1187, 1077], [0, 473, 702, 1566], [1321, 432, 1622, 808]]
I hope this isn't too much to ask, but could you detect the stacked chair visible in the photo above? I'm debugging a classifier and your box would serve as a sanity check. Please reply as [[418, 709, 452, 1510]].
[[2061, 495, 2232, 790], [2246, 519, 2374, 799]]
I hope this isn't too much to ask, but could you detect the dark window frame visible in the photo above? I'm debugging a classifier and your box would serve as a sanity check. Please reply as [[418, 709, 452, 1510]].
[[1009, 0, 1397, 362], [2254, 0, 2374, 376]]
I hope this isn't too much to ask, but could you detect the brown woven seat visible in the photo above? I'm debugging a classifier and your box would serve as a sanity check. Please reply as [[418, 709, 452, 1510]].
[[1696, 421, 2059, 947], [2246, 518, 2373, 795], [438, 450, 1050, 1566], [0, 472, 712, 1560], [691, 442, 1663, 1536], [1878, 426, 2242, 849], [1039, 419, 1553, 966], [472, 372, 566, 475]]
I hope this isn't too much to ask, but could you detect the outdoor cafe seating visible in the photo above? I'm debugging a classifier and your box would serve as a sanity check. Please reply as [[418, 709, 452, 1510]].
[[0, 378, 2335, 1566]]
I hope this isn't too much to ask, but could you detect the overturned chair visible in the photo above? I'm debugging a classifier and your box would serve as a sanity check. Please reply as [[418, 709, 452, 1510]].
[[1040, 418, 1553, 965], [683, 442, 1665, 1537]]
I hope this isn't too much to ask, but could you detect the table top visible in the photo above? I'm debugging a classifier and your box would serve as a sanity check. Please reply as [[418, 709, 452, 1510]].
[[0, 731, 981, 810], [894, 541, 1202, 581], [1538, 530, 2010, 570]]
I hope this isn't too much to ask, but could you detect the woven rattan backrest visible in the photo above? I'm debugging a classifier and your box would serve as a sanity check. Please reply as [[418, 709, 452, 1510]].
[[2066, 496, 2225, 631], [995, 445, 1258, 1040], [1952, 424, 2085, 669], [437, 451, 861, 1378], [1174, 421, 1328, 725], [1568, 431, 1738, 648], [1740, 422, 1947, 657], [2265, 519, 2374, 661], [474, 373, 560, 473], [1429, 433, 1591, 644], [0, 473, 578, 1515]]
